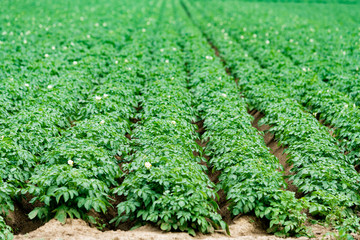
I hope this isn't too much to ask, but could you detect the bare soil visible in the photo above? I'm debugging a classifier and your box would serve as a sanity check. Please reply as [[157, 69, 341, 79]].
[[14, 216, 314, 240], [248, 109, 303, 198]]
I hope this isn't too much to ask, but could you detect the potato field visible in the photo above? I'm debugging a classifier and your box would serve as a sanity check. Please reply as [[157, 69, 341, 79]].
[[1, 0, 360, 239]]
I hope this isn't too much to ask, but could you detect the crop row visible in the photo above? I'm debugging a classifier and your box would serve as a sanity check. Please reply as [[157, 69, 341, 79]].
[[184, 0, 360, 233], [111, 1, 226, 235]]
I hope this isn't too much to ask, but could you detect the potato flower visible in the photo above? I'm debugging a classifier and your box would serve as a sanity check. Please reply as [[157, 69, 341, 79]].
[[68, 160, 74, 166], [145, 162, 152, 169]]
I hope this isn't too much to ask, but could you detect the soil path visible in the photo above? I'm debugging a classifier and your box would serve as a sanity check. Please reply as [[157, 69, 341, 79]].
[[14, 216, 314, 240]]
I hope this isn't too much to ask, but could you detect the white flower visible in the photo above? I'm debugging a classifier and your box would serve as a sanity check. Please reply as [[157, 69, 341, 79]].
[[205, 56, 213, 60], [342, 51, 346, 56], [240, 35, 244, 39], [47, 85, 53, 89], [229, 41, 233, 44], [80, 17, 84, 21], [165, 59, 169, 63], [244, 53, 248, 57], [73, 61, 78, 65], [171, 121, 176, 125], [2, 31, 7, 35], [253, 34, 257, 38], [275, 31, 279, 35], [354, 104, 356, 108], [100, 120, 105, 124], [145, 162, 152, 169], [127, 67, 132, 70], [70, 42, 75, 46], [95, 96, 102, 100], [142, 28, 146, 32], [44, 54, 49, 58], [124, 59, 129, 63], [103, 94, 109, 98], [25, 30, 31, 35], [24, 83, 30, 87], [243, 27, 247, 31], [345, 104, 348, 108], [115, 60, 118, 64], [160, 48, 164, 52], [172, 47, 177, 51], [95, 23, 99, 27], [52, 46, 56, 50], [63, 46, 68, 50], [68, 160, 74, 166], [102, 23, 107, 27], [289, 39, 294, 43], [23, 39, 27, 44], [222, 93, 227, 97], [167, 95, 171, 98], [87, 35, 91, 39], [309, 39, 314, 43], [265, 33, 269, 36], [302, 67, 307, 72], [0, 136, 4, 140], [265, 40, 270, 44]]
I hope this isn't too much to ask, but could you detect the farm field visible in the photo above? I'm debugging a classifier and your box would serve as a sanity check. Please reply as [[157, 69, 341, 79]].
[[1, 0, 360, 239]]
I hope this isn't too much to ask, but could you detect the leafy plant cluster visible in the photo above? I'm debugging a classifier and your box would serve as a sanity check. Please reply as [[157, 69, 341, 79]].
[[177, 1, 307, 236], [0, 0, 157, 233], [112, 1, 226, 235], [185, 0, 360, 233]]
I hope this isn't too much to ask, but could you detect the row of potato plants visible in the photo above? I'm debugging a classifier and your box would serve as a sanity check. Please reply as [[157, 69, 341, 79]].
[[185, 0, 360, 233], [111, 1, 226, 235], [201, 2, 360, 167], [175, 0, 307, 236], [0, 0, 156, 237]]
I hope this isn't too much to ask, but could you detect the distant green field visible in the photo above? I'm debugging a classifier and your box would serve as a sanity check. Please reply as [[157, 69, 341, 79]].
[[1, 0, 360, 239]]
